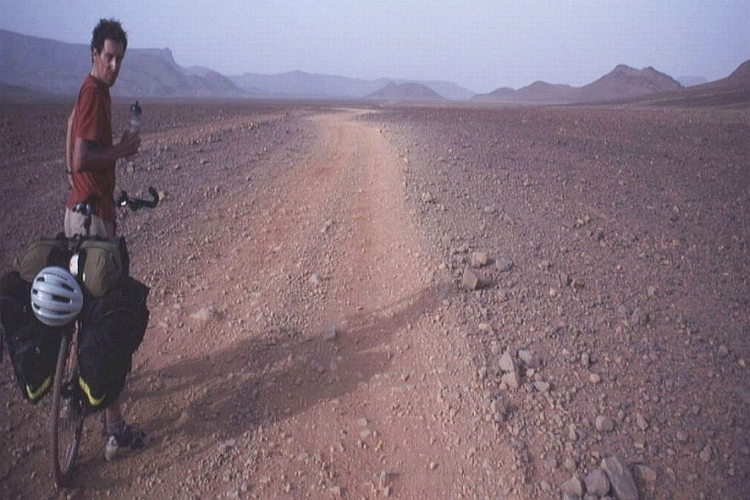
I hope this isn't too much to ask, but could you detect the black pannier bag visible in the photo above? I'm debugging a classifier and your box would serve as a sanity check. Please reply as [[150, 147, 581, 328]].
[[0, 271, 64, 403], [77, 276, 149, 410]]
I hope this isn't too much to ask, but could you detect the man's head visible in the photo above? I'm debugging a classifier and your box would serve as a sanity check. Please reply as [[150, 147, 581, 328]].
[[90, 19, 128, 87]]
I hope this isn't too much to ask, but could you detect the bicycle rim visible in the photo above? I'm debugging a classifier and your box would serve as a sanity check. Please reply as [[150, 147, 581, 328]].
[[50, 332, 84, 488]]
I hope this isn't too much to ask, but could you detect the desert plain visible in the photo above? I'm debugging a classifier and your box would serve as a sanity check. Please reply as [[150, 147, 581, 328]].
[[0, 98, 748, 499]]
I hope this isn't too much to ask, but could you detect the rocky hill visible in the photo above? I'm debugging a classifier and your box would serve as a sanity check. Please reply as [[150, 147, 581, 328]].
[[365, 82, 446, 101], [622, 59, 750, 109], [473, 65, 683, 104], [0, 29, 247, 99], [577, 64, 682, 102]]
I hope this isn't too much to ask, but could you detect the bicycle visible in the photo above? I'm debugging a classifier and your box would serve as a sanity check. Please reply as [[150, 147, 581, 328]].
[[50, 187, 159, 488]]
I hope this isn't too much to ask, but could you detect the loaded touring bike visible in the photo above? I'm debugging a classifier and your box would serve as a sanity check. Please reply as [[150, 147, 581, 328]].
[[47, 187, 158, 488]]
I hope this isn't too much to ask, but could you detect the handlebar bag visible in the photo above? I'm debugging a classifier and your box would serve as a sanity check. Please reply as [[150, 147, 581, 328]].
[[0, 271, 64, 403], [18, 235, 72, 283], [77, 276, 148, 410], [80, 237, 130, 298]]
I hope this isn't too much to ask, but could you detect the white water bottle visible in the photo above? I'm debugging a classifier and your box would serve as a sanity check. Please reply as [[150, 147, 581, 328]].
[[129, 100, 142, 133]]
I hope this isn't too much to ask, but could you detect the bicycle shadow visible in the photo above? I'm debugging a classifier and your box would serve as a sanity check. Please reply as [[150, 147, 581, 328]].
[[66, 282, 454, 492]]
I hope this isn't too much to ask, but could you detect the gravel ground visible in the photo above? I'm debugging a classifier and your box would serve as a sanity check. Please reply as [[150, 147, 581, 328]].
[[0, 100, 748, 500]]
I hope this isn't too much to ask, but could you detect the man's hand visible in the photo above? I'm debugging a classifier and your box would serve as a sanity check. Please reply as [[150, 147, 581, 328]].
[[118, 130, 141, 158]]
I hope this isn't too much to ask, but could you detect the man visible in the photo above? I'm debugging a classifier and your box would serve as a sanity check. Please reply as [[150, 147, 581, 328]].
[[65, 18, 145, 462]]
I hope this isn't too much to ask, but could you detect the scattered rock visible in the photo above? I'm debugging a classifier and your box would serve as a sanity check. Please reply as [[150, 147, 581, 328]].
[[498, 350, 516, 373], [585, 469, 611, 497], [323, 325, 338, 341], [634, 464, 657, 487], [461, 268, 482, 290], [191, 306, 220, 322], [601, 455, 639, 500], [518, 349, 538, 369], [471, 251, 489, 267], [495, 257, 514, 272], [501, 371, 520, 390], [635, 413, 649, 431], [596, 416, 615, 433], [561, 475, 585, 497]]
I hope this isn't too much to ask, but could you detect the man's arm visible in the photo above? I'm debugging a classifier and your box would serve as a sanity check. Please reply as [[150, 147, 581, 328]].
[[66, 109, 75, 187], [71, 131, 140, 173]]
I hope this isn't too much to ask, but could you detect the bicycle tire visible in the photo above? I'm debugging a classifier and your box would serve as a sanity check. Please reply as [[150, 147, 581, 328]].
[[50, 330, 85, 488]]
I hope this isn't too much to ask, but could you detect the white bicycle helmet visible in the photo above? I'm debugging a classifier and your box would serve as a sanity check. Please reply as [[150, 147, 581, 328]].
[[30, 266, 84, 327]]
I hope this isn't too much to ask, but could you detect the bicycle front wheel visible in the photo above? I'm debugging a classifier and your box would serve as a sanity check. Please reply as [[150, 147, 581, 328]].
[[50, 331, 85, 488]]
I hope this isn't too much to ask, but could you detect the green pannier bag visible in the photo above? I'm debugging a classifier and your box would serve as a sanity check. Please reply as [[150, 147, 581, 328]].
[[80, 237, 130, 298], [19, 236, 72, 283]]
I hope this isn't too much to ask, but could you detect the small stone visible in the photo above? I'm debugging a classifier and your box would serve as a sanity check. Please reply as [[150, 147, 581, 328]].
[[699, 444, 713, 463], [501, 371, 520, 390], [471, 251, 489, 267], [534, 381, 551, 393], [496, 257, 514, 272], [634, 464, 657, 486], [717, 344, 729, 358], [635, 413, 649, 431], [630, 308, 650, 326], [676, 430, 689, 442], [461, 268, 481, 291], [589, 373, 602, 384], [499, 350, 516, 373], [596, 416, 615, 433], [568, 424, 578, 442], [561, 475, 584, 497], [585, 469, 611, 497], [518, 349, 539, 368], [176, 410, 191, 427], [581, 352, 590, 368], [601, 455, 639, 500], [191, 306, 220, 322], [309, 273, 323, 286], [323, 325, 338, 341]]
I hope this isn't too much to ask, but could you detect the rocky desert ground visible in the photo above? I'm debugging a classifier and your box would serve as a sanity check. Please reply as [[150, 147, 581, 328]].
[[0, 98, 748, 500]]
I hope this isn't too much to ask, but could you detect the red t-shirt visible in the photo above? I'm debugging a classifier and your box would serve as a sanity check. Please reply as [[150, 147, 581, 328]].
[[65, 74, 116, 221]]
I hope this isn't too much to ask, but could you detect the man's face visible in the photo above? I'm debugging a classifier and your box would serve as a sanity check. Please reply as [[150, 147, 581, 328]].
[[91, 39, 125, 86]]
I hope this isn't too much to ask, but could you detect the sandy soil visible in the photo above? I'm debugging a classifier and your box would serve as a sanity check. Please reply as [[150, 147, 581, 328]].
[[0, 100, 748, 500]]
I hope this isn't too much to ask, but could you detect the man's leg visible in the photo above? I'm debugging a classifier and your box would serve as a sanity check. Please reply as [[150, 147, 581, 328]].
[[105, 401, 124, 435]]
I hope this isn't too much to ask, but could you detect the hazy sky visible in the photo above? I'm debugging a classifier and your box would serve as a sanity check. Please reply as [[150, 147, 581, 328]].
[[1, 0, 747, 93]]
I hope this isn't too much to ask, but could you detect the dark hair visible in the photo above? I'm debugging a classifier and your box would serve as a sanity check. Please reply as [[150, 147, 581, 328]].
[[91, 18, 128, 54]]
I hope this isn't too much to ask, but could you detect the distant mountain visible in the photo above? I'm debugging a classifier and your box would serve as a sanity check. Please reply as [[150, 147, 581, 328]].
[[623, 60, 750, 109], [578, 65, 682, 102], [229, 70, 473, 100], [511, 81, 577, 104], [230, 70, 385, 99], [0, 29, 246, 99], [365, 82, 446, 101], [473, 65, 683, 104]]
